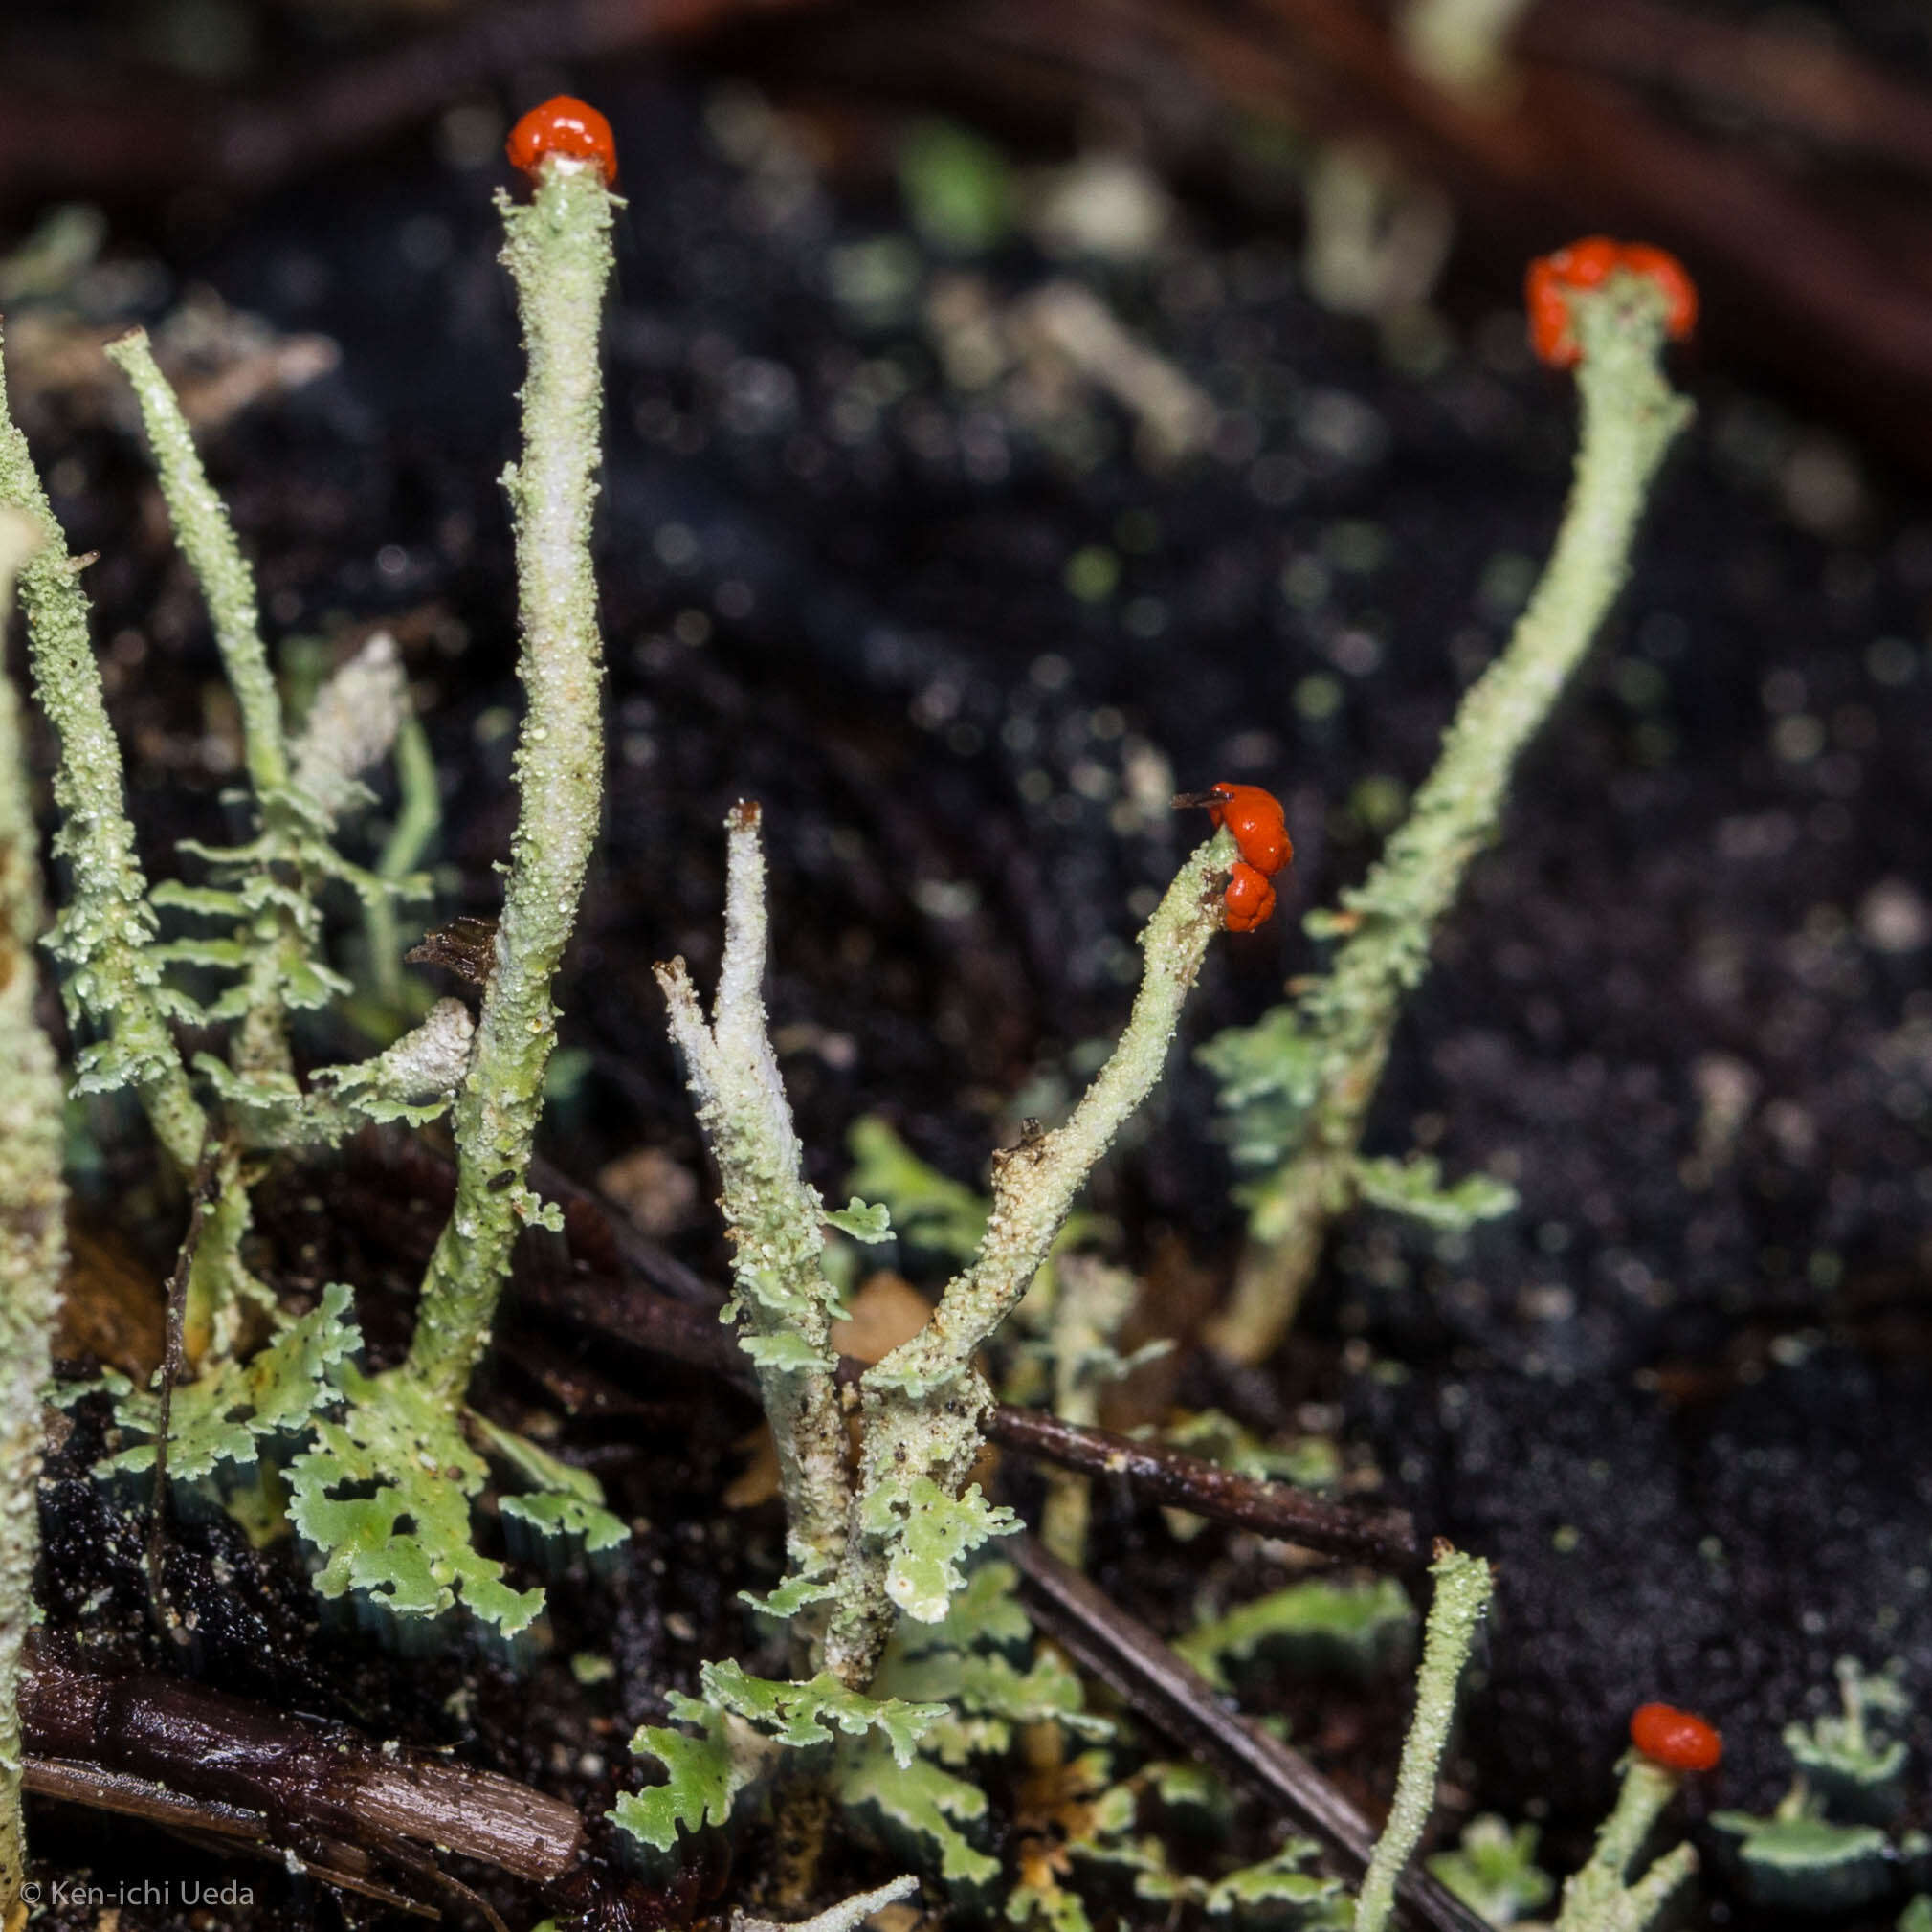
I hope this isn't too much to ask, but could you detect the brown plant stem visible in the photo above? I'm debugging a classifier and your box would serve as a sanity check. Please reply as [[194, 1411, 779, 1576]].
[[18, 1642, 583, 1883]]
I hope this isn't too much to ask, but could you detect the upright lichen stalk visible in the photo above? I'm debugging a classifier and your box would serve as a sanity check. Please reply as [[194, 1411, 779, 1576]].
[[1354, 1546, 1494, 1932], [108, 329, 308, 1093], [0, 329, 286, 1367], [106, 334, 287, 793], [823, 827, 1233, 1685], [102, 328, 357, 1358], [0, 329, 207, 1177], [1205, 266, 1694, 1363], [0, 506, 68, 1923], [1553, 1755, 1697, 1932], [406, 148, 615, 1405]]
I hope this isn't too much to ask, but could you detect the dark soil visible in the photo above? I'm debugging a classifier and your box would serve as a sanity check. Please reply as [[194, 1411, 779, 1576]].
[[20, 34, 1932, 1932]]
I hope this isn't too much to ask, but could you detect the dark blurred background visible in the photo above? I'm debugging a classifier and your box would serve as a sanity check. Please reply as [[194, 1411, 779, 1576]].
[[10, 0, 1932, 460]]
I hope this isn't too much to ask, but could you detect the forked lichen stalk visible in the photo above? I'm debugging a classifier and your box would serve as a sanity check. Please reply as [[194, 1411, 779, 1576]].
[[656, 814, 1236, 1696], [655, 803, 858, 1619], [1553, 1755, 1696, 1932]]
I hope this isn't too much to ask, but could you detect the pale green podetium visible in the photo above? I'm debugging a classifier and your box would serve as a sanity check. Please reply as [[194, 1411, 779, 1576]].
[[1553, 1754, 1697, 1932], [282, 147, 623, 1639], [106, 328, 312, 1098], [656, 802, 871, 1642], [103, 327, 327, 1357], [1354, 1546, 1493, 1932], [0, 327, 207, 1178], [828, 819, 1235, 1686], [0, 507, 68, 1922], [106, 332, 288, 801], [1205, 266, 1695, 1364], [629, 810, 1235, 1859], [0, 326, 276, 1367], [405, 148, 617, 1406], [659, 806, 1238, 1691]]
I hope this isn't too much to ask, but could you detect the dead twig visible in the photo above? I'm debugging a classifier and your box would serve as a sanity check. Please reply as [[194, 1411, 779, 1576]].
[[986, 1405, 1417, 1568], [19, 1643, 584, 1884], [0, 0, 833, 203], [21, 1759, 437, 1919], [1523, 0, 1932, 183]]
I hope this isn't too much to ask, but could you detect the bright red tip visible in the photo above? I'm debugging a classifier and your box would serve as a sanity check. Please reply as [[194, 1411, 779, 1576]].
[[1616, 244, 1699, 343], [1525, 238, 1698, 368], [507, 95, 618, 187], [1630, 1702, 1722, 1773], [1525, 256, 1584, 370], [1223, 860, 1277, 933], [1208, 782, 1294, 877], [1179, 781, 1293, 929]]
